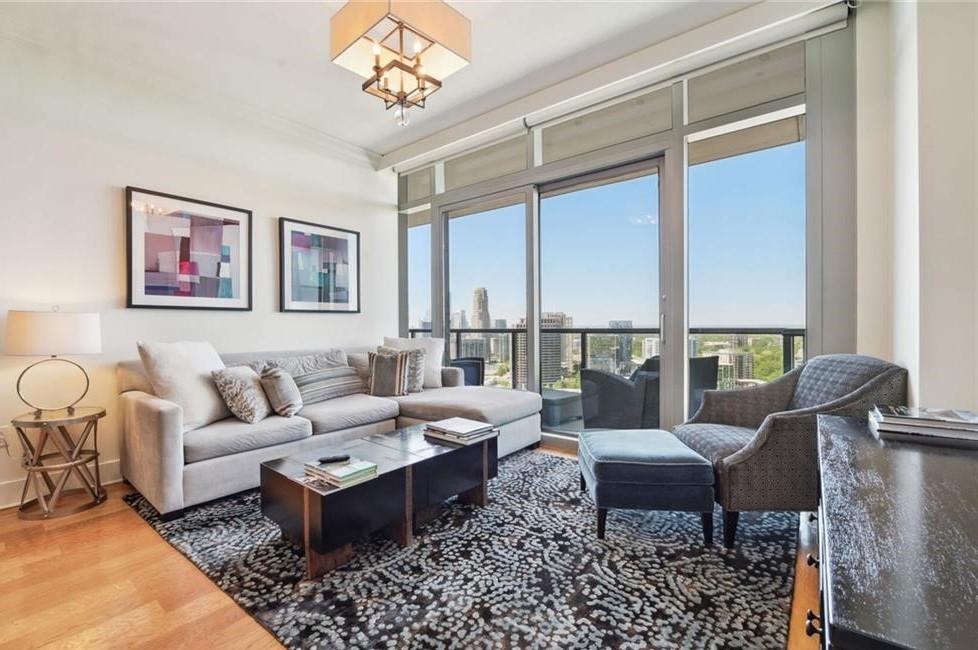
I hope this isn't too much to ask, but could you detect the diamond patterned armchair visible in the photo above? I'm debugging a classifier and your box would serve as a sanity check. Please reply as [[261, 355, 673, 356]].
[[673, 354, 907, 547]]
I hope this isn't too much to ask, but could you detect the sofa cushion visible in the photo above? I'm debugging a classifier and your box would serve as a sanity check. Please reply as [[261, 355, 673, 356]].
[[260, 368, 303, 417], [300, 393, 399, 434], [672, 422, 755, 466], [789, 354, 897, 410], [212, 366, 271, 424], [138, 340, 230, 432], [183, 415, 312, 463], [384, 336, 444, 388], [578, 430, 713, 485], [392, 387, 542, 426]]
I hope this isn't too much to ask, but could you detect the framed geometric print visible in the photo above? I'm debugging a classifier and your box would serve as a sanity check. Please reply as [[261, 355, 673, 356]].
[[279, 218, 360, 313], [126, 187, 252, 311]]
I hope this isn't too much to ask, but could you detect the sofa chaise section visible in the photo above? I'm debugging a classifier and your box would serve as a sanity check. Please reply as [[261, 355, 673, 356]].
[[393, 386, 543, 457]]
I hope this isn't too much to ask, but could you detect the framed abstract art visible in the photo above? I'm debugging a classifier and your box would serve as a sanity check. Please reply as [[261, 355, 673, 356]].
[[126, 187, 252, 310], [279, 218, 360, 313]]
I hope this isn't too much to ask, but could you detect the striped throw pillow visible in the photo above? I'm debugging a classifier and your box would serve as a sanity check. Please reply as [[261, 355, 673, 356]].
[[377, 346, 425, 393], [292, 366, 366, 405], [368, 351, 410, 397]]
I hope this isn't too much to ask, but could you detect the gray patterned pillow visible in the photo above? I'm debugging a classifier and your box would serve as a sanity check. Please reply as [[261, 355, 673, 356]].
[[368, 351, 409, 397], [212, 366, 271, 424], [251, 352, 365, 406], [377, 346, 425, 393], [260, 368, 303, 417]]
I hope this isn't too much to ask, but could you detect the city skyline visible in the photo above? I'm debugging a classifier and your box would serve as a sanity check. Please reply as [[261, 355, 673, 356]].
[[408, 140, 805, 329]]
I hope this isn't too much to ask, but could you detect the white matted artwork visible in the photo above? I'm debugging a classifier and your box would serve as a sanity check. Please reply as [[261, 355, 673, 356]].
[[279, 218, 360, 313], [126, 187, 252, 311]]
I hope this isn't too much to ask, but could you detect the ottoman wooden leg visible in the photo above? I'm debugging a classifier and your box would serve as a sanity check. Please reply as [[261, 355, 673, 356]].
[[580, 473, 586, 492], [701, 512, 713, 545], [597, 507, 607, 539]]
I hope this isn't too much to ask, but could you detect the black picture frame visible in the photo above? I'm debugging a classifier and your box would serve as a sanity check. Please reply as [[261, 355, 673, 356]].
[[279, 217, 361, 314], [126, 186, 253, 311]]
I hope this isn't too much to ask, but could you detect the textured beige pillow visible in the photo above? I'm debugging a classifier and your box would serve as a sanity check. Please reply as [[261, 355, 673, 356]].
[[260, 367, 304, 417], [137, 341, 229, 432], [383, 337, 444, 388], [212, 366, 271, 424]]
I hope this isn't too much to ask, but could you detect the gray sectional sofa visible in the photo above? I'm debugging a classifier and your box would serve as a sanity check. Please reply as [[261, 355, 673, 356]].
[[117, 348, 542, 518]]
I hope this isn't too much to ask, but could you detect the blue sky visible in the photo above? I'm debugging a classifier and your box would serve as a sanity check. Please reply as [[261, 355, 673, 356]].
[[409, 141, 805, 329]]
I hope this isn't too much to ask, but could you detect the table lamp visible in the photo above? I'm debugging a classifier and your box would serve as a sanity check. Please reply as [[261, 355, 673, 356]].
[[5, 309, 102, 417]]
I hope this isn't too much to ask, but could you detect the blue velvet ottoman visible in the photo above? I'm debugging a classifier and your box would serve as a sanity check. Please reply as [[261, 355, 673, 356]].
[[578, 429, 716, 544]]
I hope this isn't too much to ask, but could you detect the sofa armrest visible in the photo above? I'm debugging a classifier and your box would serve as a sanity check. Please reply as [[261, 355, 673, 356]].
[[442, 366, 465, 387], [119, 391, 185, 516], [688, 366, 802, 429]]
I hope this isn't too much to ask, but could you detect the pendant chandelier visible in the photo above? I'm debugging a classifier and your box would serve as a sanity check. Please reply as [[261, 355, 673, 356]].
[[330, 1, 471, 127]]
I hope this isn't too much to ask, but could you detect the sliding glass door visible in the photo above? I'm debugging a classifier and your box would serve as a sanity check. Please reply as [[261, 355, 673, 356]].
[[538, 164, 662, 434], [445, 195, 528, 389]]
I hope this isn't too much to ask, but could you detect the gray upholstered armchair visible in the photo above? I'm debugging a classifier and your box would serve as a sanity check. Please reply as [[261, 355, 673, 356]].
[[673, 354, 907, 547]]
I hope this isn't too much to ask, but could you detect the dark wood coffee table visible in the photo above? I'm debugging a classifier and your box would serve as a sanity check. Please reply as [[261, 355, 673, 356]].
[[260, 425, 498, 578]]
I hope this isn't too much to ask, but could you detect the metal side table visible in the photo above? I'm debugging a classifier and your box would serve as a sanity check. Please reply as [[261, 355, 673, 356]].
[[12, 407, 107, 520]]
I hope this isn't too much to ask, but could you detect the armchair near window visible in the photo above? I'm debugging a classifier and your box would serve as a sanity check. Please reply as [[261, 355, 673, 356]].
[[673, 354, 907, 547], [581, 369, 659, 429], [449, 357, 485, 386]]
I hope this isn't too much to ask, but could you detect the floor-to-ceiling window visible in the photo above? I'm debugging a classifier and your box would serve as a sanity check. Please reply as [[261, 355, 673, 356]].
[[446, 198, 527, 389], [539, 167, 660, 432], [397, 34, 843, 430], [686, 115, 806, 416]]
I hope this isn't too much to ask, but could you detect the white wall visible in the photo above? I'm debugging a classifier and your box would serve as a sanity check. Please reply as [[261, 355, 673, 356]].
[[0, 34, 398, 506], [855, 0, 978, 408]]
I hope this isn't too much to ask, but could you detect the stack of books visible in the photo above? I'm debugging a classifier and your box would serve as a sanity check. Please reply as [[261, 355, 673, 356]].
[[424, 417, 498, 446], [870, 405, 978, 449], [304, 458, 378, 488]]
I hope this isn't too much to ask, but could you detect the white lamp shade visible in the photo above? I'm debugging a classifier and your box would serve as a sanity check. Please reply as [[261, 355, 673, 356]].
[[330, 0, 470, 81], [5, 311, 102, 356]]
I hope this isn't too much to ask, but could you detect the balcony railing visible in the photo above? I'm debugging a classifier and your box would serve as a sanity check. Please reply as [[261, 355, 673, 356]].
[[409, 326, 806, 389]]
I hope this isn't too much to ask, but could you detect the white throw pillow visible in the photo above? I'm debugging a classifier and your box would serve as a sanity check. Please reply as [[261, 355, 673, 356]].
[[383, 336, 445, 388], [137, 341, 230, 432]]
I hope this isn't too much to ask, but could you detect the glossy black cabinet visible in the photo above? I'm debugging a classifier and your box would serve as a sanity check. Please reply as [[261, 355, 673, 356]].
[[815, 416, 978, 650]]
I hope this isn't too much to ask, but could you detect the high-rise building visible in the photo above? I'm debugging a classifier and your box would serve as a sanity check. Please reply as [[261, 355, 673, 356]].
[[515, 312, 572, 386], [642, 337, 660, 360], [608, 319, 633, 371], [459, 337, 487, 359], [493, 318, 507, 329], [450, 309, 468, 330], [470, 287, 490, 330]]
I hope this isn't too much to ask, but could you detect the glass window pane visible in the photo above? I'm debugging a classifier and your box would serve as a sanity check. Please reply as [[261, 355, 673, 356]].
[[687, 118, 806, 415], [448, 200, 526, 388], [444, 136, 528, 191], [404, 167, 434, 203], [539, 171, 659, 434], [407, 216, 431, 332], [541, 87, 672, 163], [687, 42, 805, 124]]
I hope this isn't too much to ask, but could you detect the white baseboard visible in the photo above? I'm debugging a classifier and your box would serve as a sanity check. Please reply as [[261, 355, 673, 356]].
[[0, 458, 123, 511]]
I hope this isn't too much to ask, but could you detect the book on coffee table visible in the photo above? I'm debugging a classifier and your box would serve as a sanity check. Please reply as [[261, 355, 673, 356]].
[[424, 427, 498, 446], [425, 417, 493, 437], [304, 458, 378, 487]]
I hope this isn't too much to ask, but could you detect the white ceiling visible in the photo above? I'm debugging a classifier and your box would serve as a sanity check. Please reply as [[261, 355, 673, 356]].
[[0, 1, 757, 157]]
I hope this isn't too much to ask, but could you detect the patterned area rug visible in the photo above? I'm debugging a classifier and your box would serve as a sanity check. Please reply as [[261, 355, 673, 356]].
[[126, 452, 797, 649]]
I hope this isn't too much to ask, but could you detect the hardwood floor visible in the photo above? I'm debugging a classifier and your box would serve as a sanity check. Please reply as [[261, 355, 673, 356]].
[[0, 447, 819, 649]]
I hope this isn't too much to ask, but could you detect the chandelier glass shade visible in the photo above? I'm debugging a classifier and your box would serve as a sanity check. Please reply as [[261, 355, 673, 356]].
[[330, 1, 471, 120]]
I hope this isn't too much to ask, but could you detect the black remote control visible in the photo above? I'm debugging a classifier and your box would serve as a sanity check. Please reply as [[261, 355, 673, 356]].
[[318, 454, 350, 464]]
